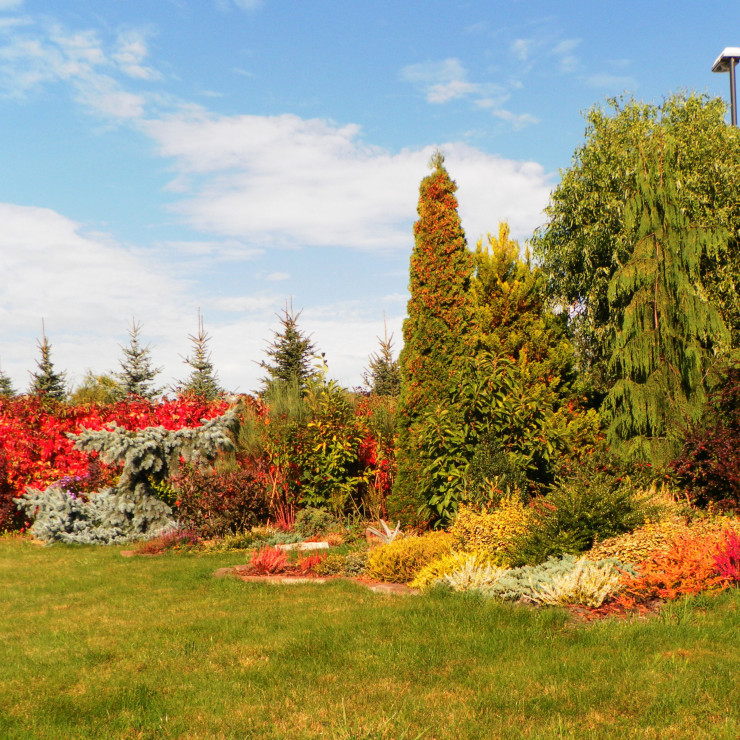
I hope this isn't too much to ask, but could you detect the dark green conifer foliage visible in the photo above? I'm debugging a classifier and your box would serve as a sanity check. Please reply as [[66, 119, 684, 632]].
[[260, 303, 317, 392], [115, 320, 163, 400], [177, 310, 223, 400], [0, 365, 15, 398], [363, 321, 400, 397], [29, 325, 66, 401], [604, 140, 730, 465], [391, 152, 474, 523]]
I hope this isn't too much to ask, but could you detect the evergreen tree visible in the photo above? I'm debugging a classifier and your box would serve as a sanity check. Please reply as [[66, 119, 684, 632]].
[[260, 303, 317, 392], [363, 320, 400, 397], [29, 324, 67, 401], [115, 320, 163, 400], [0, 365, 15, 398], [604, 140, 730, 465], [177, 310, 223, 400], [391, 152, 474, 523]]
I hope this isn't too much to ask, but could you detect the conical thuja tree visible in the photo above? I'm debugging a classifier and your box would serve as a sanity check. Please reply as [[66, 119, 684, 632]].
[[29, 323, 66, 401], [177, 310, 223, 400], [390, 152, 474, 523], [115, 319, 162, 400], [604, 139, 730, 466]]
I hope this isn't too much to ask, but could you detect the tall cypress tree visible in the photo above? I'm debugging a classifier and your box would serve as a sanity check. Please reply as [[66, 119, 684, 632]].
[[115, 320, 163, 400], [390, 152, 473, 522], [177, 310, 223, 400], [605, 139, 730, 465], [29, 324, 67, 401]]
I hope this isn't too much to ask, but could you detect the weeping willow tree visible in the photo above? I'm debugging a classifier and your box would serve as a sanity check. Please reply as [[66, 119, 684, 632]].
[[604, 139, 730, 465]]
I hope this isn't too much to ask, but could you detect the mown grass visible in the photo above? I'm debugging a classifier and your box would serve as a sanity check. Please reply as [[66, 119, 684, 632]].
[[1, 537, 739, 739]]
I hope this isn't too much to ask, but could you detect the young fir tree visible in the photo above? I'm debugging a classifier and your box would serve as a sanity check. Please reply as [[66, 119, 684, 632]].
[[260, 303, 317, 393], [177, 310, 223, 400], [391, 152, 474, 523], [0, 365, 15, 398], [29, 324, 67, 401], [115, 320, 163, 400], [363, 320, 400, 397], [604, 140, 730, 466]]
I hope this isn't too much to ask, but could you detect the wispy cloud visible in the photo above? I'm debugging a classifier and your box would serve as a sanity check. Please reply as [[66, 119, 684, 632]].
[[0, 16, 156, 118], [401, 57, 536, 129]]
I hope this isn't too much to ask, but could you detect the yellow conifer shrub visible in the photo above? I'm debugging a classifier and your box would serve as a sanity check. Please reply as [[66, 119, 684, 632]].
[[365, 531, 453, 584], [449, 497, 532, 565]]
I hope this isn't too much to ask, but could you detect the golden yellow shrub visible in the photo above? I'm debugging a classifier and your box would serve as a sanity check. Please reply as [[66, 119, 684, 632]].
[[449, 497, 532, 565], [409, 550, 498, 590], [365, 531, 453, 584]]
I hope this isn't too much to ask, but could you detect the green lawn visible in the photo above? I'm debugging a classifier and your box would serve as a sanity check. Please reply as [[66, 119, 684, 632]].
[[1, 537, 738, 739]]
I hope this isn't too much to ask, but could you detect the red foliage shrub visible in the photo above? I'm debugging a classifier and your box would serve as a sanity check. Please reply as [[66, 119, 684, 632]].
[[672, 362, 740, 509], [714, 529, 740, 583], [250, 546, 289, 575], [296, 553, 326, 574], [170, 462, 270, 537], [0, 396, 229, 530]]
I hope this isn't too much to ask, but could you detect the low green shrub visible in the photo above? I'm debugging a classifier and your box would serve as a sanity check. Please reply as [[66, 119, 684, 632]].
[[514, 470, 656, 565], [365, 531, 453, 583], [293, 506, 340, 538]]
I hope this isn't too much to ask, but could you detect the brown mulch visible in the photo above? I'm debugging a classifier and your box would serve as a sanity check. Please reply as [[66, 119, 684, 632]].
[[213, 565, 420, 596]]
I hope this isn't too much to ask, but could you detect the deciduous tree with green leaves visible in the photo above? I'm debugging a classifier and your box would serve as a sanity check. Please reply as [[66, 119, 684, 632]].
[[532, 92, 740, 397]]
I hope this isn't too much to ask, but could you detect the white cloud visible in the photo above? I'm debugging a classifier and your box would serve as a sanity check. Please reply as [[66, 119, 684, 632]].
[[0, 203, 194, 389], [0, 17, 156, 119], [401, 57, 536, 129], [265, 272, 289, 282], [142, 110, 552, 254]]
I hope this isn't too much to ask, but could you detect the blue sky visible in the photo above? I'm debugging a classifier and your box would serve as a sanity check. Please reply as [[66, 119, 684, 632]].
[[0, 0, 738, 394]]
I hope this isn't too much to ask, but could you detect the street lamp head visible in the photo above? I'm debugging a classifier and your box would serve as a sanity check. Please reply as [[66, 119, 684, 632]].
[[712, 47, 740, 73]]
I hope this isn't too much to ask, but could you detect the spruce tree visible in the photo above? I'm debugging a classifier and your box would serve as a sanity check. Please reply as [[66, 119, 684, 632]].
[[391, 152, 474, 522], [260, 303, 317, 392], [115, 320, 163, 400], [0, 365, 15, 398], [363, 320, 400, 397], [604, 139, 730, 465], [177, 310, 223, 400], [29, 324, 67, 401]]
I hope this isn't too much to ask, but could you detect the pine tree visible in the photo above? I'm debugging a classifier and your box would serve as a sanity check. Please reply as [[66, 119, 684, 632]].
[[260, 303, 317, 392], [363, 320, 400, 397], [115, 320, 163, 400], [0, 364, 15, 398], [177, 310, 223, 400], [604, 139, 730, 465], [29, 324, 67, 401], [391, 152, 474, 523]]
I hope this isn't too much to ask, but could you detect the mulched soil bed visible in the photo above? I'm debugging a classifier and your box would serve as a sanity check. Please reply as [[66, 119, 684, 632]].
[[213, 564, 420, 596]]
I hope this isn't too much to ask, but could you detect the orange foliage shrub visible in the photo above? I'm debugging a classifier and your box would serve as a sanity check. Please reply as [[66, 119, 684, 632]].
[[614, 531, 733, 609]]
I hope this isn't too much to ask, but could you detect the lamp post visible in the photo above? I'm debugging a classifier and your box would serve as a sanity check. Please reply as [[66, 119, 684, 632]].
[[712, 47, 740, 126]]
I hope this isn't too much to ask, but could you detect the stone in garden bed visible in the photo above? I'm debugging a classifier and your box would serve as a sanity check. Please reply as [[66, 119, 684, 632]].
[[275, 541, 330, 552]]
